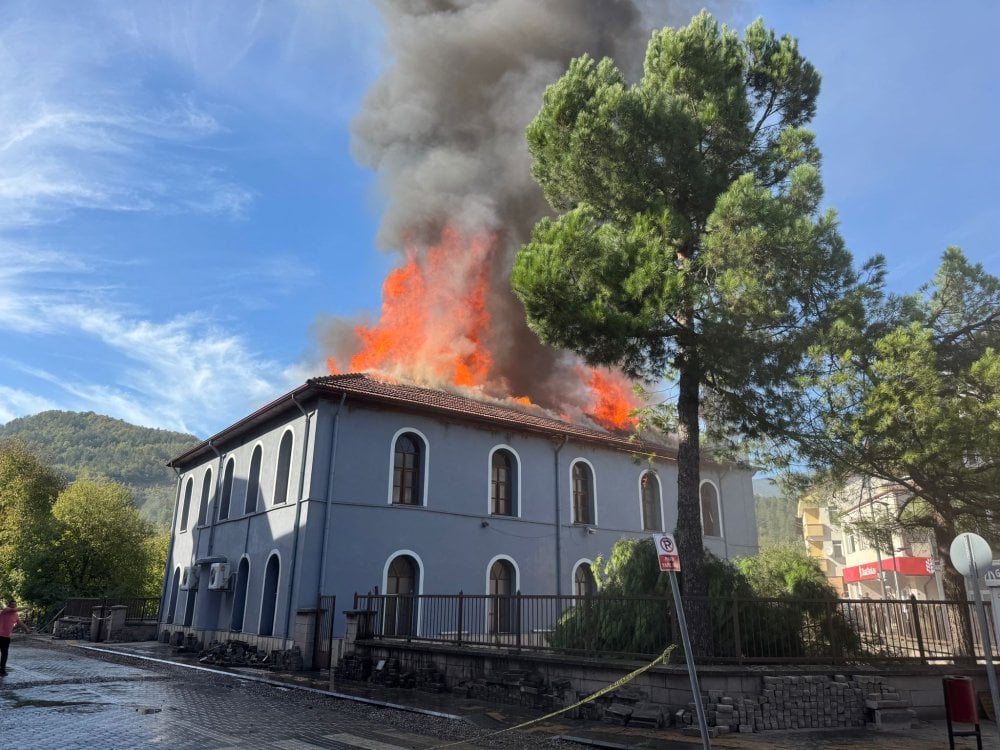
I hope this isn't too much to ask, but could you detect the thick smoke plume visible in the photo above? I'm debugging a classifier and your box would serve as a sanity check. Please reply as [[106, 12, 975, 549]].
[[319, 0, 708, 425]]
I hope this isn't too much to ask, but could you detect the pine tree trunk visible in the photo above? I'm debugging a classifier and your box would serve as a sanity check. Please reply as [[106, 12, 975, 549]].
[[935, 519, 975, 659], [676, 350, 709, 655]]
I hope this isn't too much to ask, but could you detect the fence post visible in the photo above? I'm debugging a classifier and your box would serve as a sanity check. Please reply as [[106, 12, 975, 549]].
[[515, 591, 522, 651], [910, 594, 927, 664], [731, 596, 742, 665], [457, 591, 464, 646], [826, 599, 838, 662]]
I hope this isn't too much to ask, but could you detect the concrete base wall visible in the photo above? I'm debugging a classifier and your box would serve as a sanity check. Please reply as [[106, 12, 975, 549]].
[[159, 625, 292, 655], [346, 639, 992, 724]]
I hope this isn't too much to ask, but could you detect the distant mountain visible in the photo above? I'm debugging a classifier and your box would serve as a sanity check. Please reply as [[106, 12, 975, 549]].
[[0, 411, 199, 528], [753, 477, 781, 497]]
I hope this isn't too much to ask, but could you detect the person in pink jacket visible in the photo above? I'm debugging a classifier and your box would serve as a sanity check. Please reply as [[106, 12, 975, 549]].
[[0, 598, 27, 676]]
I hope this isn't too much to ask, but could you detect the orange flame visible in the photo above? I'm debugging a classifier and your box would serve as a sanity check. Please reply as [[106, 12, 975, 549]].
[[327, 225, 640, 431], [586, 368, 639, 429], [343, 226, 494, 387]]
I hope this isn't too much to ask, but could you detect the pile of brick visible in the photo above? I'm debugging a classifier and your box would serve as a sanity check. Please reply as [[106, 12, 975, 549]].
[[675, 675, 913, 734], [52, 618, 90, 640]]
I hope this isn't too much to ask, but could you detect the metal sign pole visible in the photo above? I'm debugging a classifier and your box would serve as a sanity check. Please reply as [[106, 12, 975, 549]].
[[669, 570, 712, 750], [966, 536, 1000, 741]]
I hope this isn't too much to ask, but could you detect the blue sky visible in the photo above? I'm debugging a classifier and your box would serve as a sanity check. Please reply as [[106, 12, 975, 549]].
[[0, 1, 996, 437]]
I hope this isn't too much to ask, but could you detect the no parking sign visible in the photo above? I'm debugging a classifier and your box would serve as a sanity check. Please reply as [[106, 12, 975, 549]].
[[654, 533, 681, 572]]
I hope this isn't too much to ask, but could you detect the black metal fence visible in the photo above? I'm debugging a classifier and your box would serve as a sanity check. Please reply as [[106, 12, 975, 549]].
[[63, 597, 161, 622], [352, 592, 996, 665]]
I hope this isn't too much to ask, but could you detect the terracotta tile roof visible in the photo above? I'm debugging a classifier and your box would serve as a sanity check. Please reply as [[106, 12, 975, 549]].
[[169, 373, 678, 467], [307, 373, 677, 459]]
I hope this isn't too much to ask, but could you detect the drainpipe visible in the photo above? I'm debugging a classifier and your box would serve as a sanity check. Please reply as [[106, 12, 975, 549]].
[[719, 469, 730, 560], [319, 393, 348, 597], [554, 435, 568, 595], [158, 467, 183, 626], [284, 394, 313, 640], [205, 440, 223, 557]]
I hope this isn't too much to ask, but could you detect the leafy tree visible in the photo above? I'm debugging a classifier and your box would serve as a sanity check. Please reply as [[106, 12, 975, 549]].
[[548, 538, 855, 659], [735, 545, 858, 658], [37, 480, 156, 598], [737, 544, 835, 599], [143, 530, 172, 599], [512, 11, 877, 643], [0, 440, 63, 600], [796, 248, 1000, 606]]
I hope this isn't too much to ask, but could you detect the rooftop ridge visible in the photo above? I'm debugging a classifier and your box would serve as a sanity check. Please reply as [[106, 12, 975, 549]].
[[306, 372, 675, 458]]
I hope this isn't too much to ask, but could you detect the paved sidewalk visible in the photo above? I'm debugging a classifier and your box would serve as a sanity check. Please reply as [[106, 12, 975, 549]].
[[1, 634, 997, 749]]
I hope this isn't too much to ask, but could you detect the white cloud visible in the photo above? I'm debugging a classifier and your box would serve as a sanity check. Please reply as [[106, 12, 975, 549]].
[[0, 236, 292, 434], [3, 305, 289, 436], [0, 5, 253, 226], [0, 1, 382, 434], [0, 386, 57, 425]]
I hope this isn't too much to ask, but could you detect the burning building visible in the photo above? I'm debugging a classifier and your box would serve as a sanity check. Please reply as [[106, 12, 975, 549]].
[[160, 373, 757, 662], [160, 0, 758, 661]]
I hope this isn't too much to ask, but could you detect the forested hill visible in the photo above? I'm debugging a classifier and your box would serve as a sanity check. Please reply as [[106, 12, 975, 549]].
[[0, 410, 199, 528]]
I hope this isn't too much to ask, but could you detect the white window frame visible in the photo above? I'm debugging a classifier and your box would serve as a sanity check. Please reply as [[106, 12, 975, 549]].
[[258, 549, 282, 637], [486, 444, 522, 518], [569, 458, 598, 526], [638, 469, 664, 532], [382, 549, 425, 637], [386, 427, 430, 507], [571, 559, 597, 597], [699, 479, 724, 539], [273, 429, 295, 505], [244, 442, 265, 515]]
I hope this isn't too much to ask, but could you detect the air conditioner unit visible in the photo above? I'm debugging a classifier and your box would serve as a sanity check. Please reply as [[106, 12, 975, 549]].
[[208, 562, 231, 591], [179, 566, 199, 590]]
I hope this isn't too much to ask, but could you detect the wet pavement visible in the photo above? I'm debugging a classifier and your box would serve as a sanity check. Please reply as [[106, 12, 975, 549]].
[[0, 633, 997, 749]]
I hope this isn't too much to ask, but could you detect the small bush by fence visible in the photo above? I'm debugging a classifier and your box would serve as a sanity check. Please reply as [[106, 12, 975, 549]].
[[352, 591, 994, 665]]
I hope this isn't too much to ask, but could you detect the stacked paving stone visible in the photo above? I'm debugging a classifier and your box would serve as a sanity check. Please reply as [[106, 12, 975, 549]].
[[858, 675, 918, 730], [675, 675, 912, 733]]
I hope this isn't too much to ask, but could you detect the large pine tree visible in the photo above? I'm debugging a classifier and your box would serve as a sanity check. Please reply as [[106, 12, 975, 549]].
[[512, 12, 877, 646]]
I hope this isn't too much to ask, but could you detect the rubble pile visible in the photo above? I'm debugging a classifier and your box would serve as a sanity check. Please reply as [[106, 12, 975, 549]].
[[198, 639, 270, 668]]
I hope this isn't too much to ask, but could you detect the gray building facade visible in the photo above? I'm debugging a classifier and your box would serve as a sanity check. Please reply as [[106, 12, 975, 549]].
[[160, 374, 758, 656]]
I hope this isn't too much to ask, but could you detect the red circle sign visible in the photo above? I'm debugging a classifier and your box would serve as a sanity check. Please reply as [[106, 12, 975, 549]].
[[659, 537, 674, 553]]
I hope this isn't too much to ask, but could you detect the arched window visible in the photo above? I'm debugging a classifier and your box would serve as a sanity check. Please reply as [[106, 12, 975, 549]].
[[490, 449, 516, 516], [179, 477, 193, 532], [392, 432, 424, 505], [245, 445, 263, 514], [574, 562, 597, 598], [259, 554, 280, 636], [218, 458, 235, 521], [571, 461, 595, 525], [273, 430, 294, 505], [197, 468, 212, 527], [167, 567, 181, 624], [640, 471, 662, 532], [231, 557, 250, 632], [700, 481, 723, 537], [385, 554, 419, 636], [488, 559, 515, 634]]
